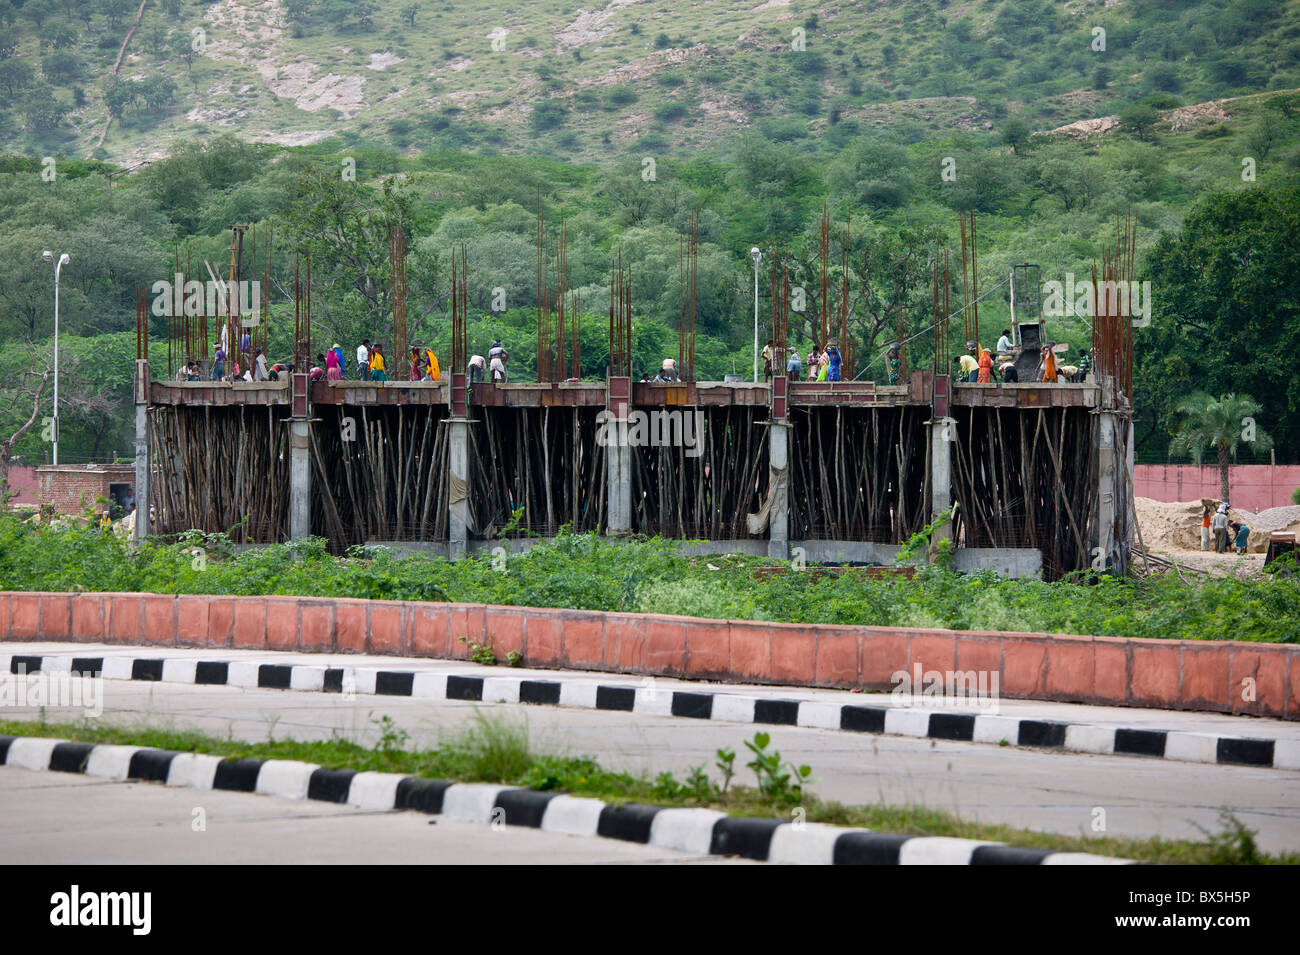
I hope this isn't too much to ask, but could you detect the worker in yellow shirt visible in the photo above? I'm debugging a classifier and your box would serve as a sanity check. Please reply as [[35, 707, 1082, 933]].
[[369, 343, 387, 382]]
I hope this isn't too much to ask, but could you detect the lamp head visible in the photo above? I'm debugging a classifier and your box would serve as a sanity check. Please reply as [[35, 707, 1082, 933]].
[[42, 250, 53, 262], [58, 253, 69, 267], [750, 247, 762, 267]]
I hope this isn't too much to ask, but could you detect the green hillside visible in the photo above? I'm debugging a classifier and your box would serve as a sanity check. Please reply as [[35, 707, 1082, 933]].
[[2, 0, 1300, 469], [2, 0, 1300, 161]]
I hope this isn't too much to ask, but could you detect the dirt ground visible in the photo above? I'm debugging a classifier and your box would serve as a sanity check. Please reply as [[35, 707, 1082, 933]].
[[1133, 497, 1299, 578]]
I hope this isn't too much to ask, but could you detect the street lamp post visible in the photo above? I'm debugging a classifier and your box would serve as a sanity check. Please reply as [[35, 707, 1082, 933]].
[[42, 250, 69, 466], [750, 247, 762, 382]]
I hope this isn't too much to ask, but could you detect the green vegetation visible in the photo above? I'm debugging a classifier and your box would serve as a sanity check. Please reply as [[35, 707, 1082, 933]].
[[1, 715, 1290, 864], [3, 3, 1300, 475], [1169, 394, 1274, 501], [2, 514, 1297, 642]]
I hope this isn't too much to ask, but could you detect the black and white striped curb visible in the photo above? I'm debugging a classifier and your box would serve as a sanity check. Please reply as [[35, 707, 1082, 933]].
[[0, 734, 1131, 865], [5, 650, 1297, 772]]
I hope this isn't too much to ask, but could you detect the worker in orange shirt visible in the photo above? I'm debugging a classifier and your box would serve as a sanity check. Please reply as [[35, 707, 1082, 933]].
[[1040, 343, 1058, 382]]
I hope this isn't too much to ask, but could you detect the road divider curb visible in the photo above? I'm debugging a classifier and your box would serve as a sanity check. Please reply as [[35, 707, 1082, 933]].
[[4, 649, 1295, 771], [0, 733, 1133, 865]]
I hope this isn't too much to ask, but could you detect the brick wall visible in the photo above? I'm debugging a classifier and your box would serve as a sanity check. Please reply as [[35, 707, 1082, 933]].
[[36, 466, 134, 515], [1135, 464, 1300, 511], [2, 591, 1296, 720]]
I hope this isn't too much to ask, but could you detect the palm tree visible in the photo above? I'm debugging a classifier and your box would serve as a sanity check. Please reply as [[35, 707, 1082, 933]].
[[1168, 393, 1274, 502]]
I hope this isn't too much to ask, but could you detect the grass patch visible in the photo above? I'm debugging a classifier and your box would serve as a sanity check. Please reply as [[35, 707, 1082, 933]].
[[3, 517, 1297, 644], [1, 716, 1292, 865]]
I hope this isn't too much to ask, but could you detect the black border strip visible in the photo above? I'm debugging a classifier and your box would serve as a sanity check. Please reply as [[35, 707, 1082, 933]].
[[671, 691, 714, 719], [48, 741, 95, 774], [445, 675, 483, 701], [597, 803, 660, 843], [131, 658, 164, 681], [832, 831, 912, 865], [709, 817, 784, 861], [128, 748, 180, 782], [1114, 728, 1167, 757], [195, 661, 229, 685], [212, 757, 264, 792], [308, 768, 359, 803], [70, 657, 104, 677], [257, 664, 293, 689], [595, 685, 635, 711], [1018, 720, 1068, 747], [928, 713, 976, 741], [519, 681, 562, 705], [1216, 737, 1274, 767], [10, 655, 42, 674], [394, 777, 453, 814], [754, 699, 800, 725], [494, 789, 559, 828], [375, 671, 415, 696]]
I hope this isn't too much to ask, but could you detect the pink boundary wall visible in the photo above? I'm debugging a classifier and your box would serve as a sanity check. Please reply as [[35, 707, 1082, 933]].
[[1135, 464, 1300, 511], [2, 591, 1297, 720]]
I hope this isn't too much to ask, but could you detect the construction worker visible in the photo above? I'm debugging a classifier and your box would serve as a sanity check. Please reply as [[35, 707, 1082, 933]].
[[426, 347, 441, 382]]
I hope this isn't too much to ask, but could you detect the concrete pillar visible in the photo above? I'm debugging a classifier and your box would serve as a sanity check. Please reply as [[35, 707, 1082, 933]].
[[133, 359, 149, 542], [289, 419, 311, 541], [767, 421, 789, 560], [606, 429, 632, 535], [133, 405, 149, 541], [605, 376, 632, 535], [929, 416, 954, 543], [1097, 407, 1117, 572], [448, 417, 470, 559]]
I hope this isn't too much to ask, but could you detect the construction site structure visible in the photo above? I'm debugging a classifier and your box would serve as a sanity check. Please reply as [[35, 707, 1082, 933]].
[[132, 216, 1136, 581]]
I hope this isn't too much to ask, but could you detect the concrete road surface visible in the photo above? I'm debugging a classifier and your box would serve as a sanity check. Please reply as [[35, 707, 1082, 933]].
[[0, 765, 742, 864], [2, 675, 1297, 854]]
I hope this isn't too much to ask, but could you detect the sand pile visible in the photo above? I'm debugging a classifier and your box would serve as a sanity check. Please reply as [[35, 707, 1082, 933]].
[[1135, 497, 1300, 554]]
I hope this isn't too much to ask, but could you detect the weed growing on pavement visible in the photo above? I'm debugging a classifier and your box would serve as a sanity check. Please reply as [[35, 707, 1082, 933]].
[[458, 636, 498, 666], [372, 715, 410, 754], [1, 717, 1291, 865], [744, 732, 812, 803]]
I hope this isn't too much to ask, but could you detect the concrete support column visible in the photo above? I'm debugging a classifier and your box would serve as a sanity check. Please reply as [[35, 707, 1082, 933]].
[[289, 419, 311, 541], [767, 420, 789, 560], [929, 416, 954, 543], [1097, 407, 1117, 572], [605, 376, 632, 535], [133, 359, 150, 542], [606, 430, 632, 535], [448, 417, 470, 559]]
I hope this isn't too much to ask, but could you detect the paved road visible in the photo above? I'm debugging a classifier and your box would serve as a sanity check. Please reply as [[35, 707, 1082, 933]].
[[0, 765, 740, 864], [4, 674, 1298, 854]]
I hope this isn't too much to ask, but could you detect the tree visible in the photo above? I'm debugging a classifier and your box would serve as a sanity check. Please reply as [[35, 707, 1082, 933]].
[[0, 59, 34, 98], [0, 362, 50, 498], [1119, 103, 1160, 141], [401, 3, 417, 27], [102, 76, 136, 120], [102, 0, 133, 30], [141, 75, 176, 113], [1169, 393, 1273, 501], [1000, 116, 1031, 154], [826, 136, 912, 209], [1135, 186, 1300, 458]]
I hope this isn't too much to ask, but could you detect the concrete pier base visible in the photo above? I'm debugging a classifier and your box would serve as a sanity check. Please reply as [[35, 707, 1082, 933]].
[[289, 419, 311, 542], [448, 417, 470, 560]]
